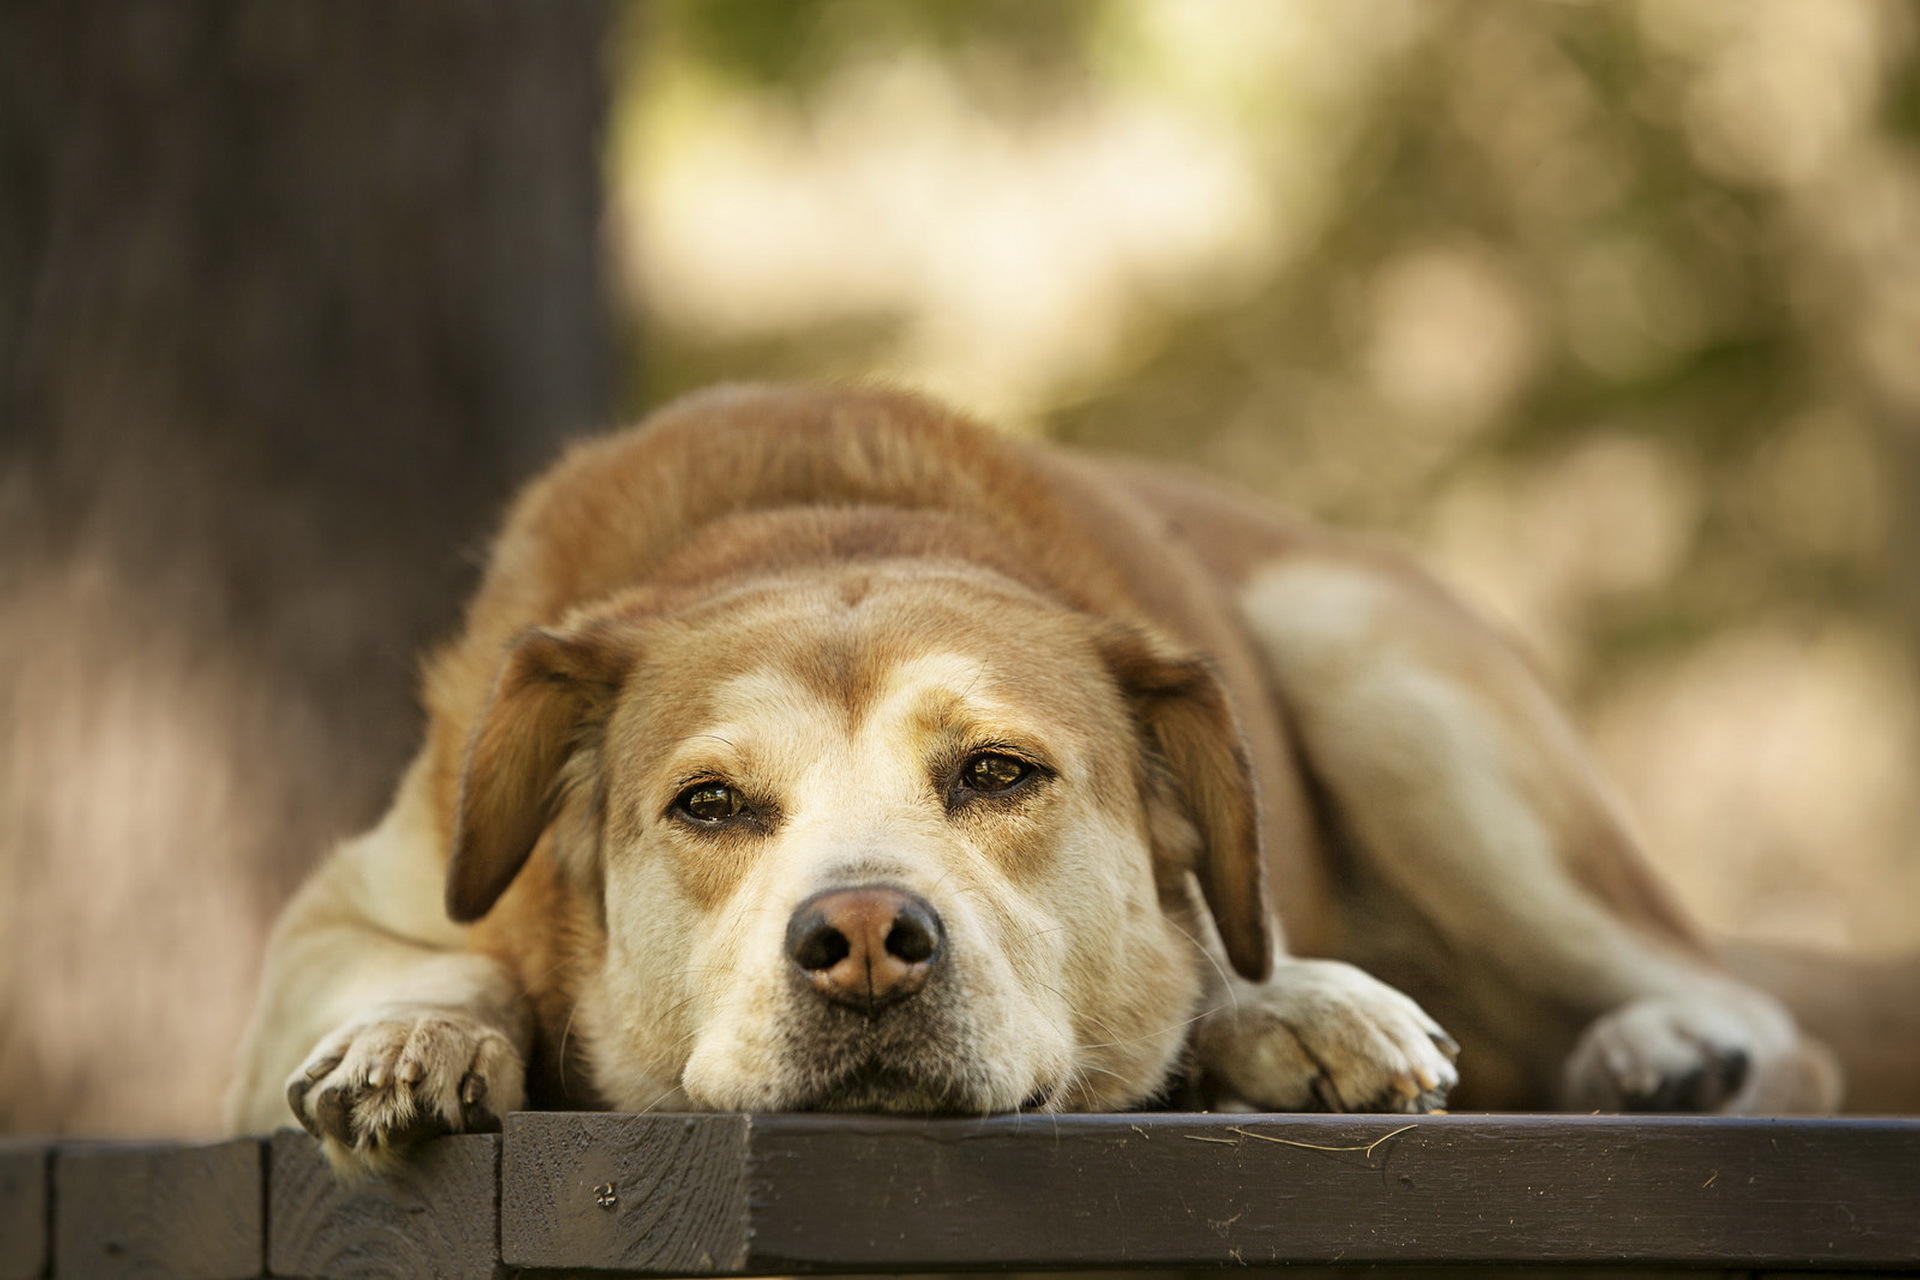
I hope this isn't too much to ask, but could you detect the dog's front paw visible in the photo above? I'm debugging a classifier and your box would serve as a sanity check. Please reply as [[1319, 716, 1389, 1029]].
[[1197, 960, 1458, 1113], [286, 1004, 525, 1178], [1563, 995, 1761, 1112]]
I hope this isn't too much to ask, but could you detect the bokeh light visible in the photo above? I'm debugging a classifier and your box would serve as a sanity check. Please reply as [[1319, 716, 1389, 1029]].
[[625, 0, 1920, 955]]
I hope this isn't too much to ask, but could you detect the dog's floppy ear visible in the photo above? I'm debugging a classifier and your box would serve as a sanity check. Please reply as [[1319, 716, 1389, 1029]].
[[446, 623, 633, 923], [1101, 626, 1272, 982]]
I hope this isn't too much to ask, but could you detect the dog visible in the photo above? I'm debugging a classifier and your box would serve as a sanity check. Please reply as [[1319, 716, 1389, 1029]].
[[227, 384, 1839, 1176]]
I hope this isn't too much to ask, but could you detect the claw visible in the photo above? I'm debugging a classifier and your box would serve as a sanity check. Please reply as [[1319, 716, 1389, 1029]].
[[311, 1083, 354, 1143], [286, 1078, 321, 1137], [280, 1009, 526, 1176]]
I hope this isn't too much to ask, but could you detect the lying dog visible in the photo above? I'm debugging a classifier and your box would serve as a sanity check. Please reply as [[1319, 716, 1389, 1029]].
[[228, 384, 1838, 1175]]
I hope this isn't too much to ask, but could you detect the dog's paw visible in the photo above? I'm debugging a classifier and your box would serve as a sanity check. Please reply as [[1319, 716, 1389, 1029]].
[[1563, 995, 1760, 1112], [1197, 960, 1459, 1113], [286, 1004, 525, 1178]]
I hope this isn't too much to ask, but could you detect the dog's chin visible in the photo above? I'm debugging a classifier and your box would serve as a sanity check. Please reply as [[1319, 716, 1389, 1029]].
[[695, 1049, 1050, 1115], [675, 981, 1085, 1114], [789, 1064, 974, 1114]]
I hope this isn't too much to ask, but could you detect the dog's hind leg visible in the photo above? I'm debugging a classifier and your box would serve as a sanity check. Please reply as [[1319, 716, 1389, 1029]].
[[1237, 553, 1840, 1113], [225, 757, 531, 1177]]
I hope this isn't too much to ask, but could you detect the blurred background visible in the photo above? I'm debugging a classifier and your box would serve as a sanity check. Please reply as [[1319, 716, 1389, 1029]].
[[3, 0, 1917, 1138]]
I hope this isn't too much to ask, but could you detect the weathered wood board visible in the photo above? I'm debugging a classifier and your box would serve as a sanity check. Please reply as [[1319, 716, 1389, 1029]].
[[0, 1142, 49, 1280], [502, 1112, 750, 1273], [743, 1112, 1920, 1270], [2, 1113, 1915, 1277], [267, 1128, 498, 1280], [502, 1112, 1920, 1274], [52, 1137, 262, 1279]]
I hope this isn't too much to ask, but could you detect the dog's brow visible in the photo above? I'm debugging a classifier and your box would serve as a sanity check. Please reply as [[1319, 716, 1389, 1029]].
[[660, 732, 748, 773], [673, 733, 741, 752], [865, 654, 1001, 735]]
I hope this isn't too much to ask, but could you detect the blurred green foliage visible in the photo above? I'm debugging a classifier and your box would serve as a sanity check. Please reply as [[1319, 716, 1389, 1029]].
[[626, 0, 1920, 705], [651, 0, 1099, 112]]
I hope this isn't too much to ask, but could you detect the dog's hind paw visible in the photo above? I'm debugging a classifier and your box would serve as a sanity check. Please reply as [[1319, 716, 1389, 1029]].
[[1196, 959, 1459, 1113], [1562, 994, 1762, 1112], [286, 1004, 525, 1178]]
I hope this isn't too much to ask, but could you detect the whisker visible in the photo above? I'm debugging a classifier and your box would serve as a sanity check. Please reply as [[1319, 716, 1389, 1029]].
[[1066, 1060, 1132, 1085], [957, 661, 988, 701], [1076, 1005, 1225, 1053], [670, 733, 740, 751], [1165, 914, 1242, 1017], [1030, 979, 1125, 1045], [635, 1083, 686, 1116], [557, 1003, 581, 1093], [668, 962, 746, 980]]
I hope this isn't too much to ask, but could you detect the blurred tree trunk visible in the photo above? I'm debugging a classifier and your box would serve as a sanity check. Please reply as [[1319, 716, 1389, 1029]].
[[0, 1, 611, 1136]]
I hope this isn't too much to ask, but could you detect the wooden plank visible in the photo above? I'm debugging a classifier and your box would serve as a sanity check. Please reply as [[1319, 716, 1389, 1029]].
[[51, 1137, 262, 1279], [501, 1113, 749, 1274], [739, 1113, 1920, 1272], [267, 1129, 498, 1280], [17, 1115, 1919, 1276], [493, 1112, 1920, 1274], [0, 1142, 49, 1280]]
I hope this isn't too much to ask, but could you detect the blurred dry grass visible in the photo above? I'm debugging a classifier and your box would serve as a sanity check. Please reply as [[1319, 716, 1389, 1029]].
[[3, 0, 1916, 1140]]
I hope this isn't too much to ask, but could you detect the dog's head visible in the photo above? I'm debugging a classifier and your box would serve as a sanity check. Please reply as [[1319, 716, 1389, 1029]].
[[444, 520, 1268, 1114]]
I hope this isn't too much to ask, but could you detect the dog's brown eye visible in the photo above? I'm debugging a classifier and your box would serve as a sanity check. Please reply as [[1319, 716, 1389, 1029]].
[[675, 783, 744, 824], [961, 753, 1029, 794]]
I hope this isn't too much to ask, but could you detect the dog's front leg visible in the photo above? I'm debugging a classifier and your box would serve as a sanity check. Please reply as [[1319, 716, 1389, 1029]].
[[1195, 956, 1458, 1113], [227, 762, 532, 1177], [277, 946, 527, 1178]]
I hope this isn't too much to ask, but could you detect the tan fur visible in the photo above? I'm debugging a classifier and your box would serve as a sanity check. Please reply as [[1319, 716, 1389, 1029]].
[[229, 384, 1840, 1175]]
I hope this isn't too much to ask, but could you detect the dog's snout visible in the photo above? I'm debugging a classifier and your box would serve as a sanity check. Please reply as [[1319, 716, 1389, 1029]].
[[786, 886, 944, 1011]]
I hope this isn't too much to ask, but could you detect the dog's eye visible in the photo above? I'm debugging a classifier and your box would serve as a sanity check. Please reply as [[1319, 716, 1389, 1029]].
[[674, 782, 744, 824], [960, 753, 1030, 794]]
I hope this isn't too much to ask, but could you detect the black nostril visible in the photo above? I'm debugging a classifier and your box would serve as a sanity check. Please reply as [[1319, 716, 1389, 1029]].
[[788, 916, 851, 973], [885, 910, 939, 964]]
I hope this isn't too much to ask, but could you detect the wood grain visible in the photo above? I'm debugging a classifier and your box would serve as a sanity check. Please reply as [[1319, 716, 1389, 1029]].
[[22, 1115, 1920, 1275], [52, 1137, 262, 1279], [741, 1112, 1920, 1271], [501, 1112, 749, 1274], [267, 1129, 497, 1280], [0, 1142, 49, 1280]]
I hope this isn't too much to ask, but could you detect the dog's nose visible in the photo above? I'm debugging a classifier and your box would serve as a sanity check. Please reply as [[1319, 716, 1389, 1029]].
[[786, 885, 944, 1011]]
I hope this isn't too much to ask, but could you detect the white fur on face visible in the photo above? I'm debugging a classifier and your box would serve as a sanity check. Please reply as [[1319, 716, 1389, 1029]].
[[576, 610, 1204, 1116]]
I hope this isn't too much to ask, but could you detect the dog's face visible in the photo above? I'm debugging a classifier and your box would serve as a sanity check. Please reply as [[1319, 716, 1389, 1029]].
[[448, 554, 1266, 1114]]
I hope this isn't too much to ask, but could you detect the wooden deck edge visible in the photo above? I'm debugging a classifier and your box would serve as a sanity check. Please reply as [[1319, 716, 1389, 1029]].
[[0, 1113, 1914, 1277], [0, 1141, 49, 1280]]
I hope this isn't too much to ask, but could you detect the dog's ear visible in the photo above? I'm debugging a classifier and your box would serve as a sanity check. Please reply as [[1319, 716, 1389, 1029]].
[[1101, 626, 1272, 982], [446, 624, 633, 923]]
